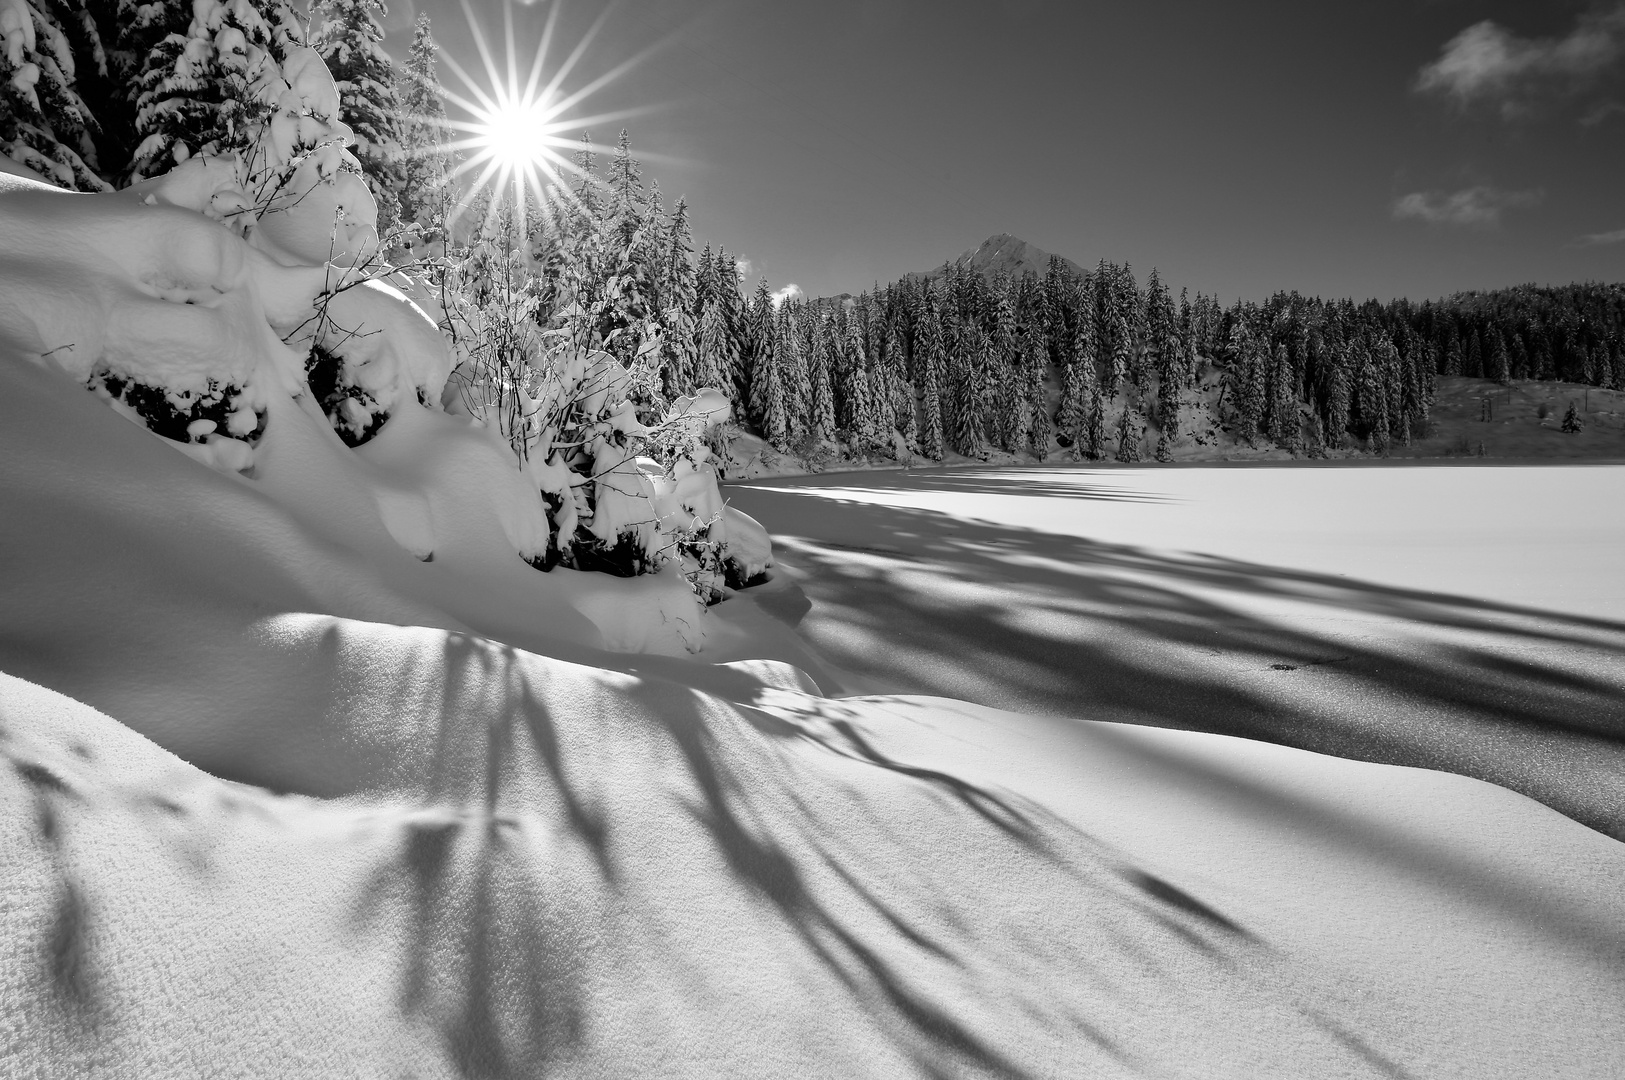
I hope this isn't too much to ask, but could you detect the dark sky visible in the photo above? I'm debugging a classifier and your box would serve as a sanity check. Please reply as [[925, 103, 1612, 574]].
[[392, 0, 1625, 304]]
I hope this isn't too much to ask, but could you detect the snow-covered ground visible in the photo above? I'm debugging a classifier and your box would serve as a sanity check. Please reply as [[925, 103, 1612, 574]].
[[5, 378, 1624, 1077], [1, 175, 1622, 1075], [727, 464, 1625, 841]]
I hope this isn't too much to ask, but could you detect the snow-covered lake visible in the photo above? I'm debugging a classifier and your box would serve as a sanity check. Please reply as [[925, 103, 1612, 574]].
[[727, 463, 1625, 838]]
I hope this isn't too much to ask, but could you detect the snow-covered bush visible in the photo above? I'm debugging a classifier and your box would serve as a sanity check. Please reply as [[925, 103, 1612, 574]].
[[437, 223, 762, 598]]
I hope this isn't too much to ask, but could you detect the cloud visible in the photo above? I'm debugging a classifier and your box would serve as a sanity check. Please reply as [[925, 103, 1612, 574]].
[[1575, 226, 1625, 245], [770, 283, 804, 308], [733, 257, 753, 280], [1392, 185, 1543, 228], [1415, 7, 1625, 113], [1580, 99, 1625, 125]]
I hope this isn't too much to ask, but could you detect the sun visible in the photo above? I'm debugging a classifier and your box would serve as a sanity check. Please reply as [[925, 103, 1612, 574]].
[[477, 95, 555, 171], [427, 0, 658, 241]]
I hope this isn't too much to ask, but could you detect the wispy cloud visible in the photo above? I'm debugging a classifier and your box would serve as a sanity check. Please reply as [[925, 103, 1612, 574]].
[[1392, 185, 1543, 228], [770, 283, 803, 308], [1575, 226, 1625, 245], [733, 256, 753, 280], [1415, 6, 1625, 115], [1580, 98, 1625, 125]]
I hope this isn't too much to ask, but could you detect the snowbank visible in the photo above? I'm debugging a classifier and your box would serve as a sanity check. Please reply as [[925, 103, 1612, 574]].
[[0, 160, 718, 656]]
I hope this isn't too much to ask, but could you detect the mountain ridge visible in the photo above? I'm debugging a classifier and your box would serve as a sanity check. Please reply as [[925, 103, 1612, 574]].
[[817, 232, 1086, 303]]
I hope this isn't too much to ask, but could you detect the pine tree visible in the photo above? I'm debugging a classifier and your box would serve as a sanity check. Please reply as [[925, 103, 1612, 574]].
[[1269, 340, 1299, 451], [745, 276, 775, 428], [1490, 331, 1510, 385], [1113, 402, 1140, 462], [695, 248, 738, 397], [129, 0, 304, 182], [883, 315, 914, 442], [1056, 324, 1093, 454], [759, 308, 789, 450], [0, 0, 111, 189], [599, 131, 658, 371], [949, 319, 986, 458], [1023, 326, 1051, 456], [809, 310, 838, 447], [395, 13, 449, 245], [657, 196, 699, 398], [1084, 383, 1106, 460], [1326, 337, 1351, 447], [1561, 401, 1582, 433], [311, 0, 403, 229], [915, 282, 946, 460], [1228, 320, 1262, 443]]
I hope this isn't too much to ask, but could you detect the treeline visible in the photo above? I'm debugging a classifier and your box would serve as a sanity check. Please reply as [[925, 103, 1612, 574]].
[[687, 262, 1625, 465]]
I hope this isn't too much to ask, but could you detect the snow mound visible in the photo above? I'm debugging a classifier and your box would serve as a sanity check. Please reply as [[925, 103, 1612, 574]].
[[0, 163, 712, 657]]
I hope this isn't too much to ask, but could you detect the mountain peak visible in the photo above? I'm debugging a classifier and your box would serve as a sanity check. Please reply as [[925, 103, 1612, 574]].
[[925, 233, 1084, 284]]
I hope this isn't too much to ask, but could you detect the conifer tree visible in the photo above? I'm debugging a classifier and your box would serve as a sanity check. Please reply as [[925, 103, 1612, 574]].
[[1023, 327, 1051, 456], [1228, 321, 1262, 443], [843, 306, 880, 449], [1114, 403, 1140, 462], [759, 309, 789, 450], [0, 0, 110, 189], [1561, 401, 1582, 433], [1490, 331, 1510, 385], [1269, 340, 1299, 451], [808, 310, 838, 446], [745, 276, 775, 428], [1326, 337, 1351, 448], [1082, 384, 1105, 460], [949, 320, 986, 458], [657, 196, 699, 398], [396, 13, 450, 245], [129, 0, 304, 182], [1057, 318, 1093, 453], [311, 0, 403, 229], [915, 283, 946, 460], [883, 315, 914, 442], [695, 248, 738, 396]]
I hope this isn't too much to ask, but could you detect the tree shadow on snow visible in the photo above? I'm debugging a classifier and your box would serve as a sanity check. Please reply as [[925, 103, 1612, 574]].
[[317, 627, 1435, 1080], [723, 479, 1625, 842]]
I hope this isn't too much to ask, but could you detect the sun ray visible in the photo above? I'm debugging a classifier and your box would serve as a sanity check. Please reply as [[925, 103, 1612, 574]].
[[422, 0, 690, 252]]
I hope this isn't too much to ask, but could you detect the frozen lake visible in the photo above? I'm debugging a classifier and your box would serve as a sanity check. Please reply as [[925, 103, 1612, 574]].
[[727, 462, 1625, 838]]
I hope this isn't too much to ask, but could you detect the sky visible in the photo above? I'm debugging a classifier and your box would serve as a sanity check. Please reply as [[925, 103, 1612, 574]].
[[387, 0, 1625, 304]]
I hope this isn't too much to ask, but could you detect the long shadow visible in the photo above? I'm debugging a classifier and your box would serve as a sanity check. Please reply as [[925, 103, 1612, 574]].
[[722, 483, 1625, 841], [326, 627, 1431, 1079], [737, 464, 1177, 505]]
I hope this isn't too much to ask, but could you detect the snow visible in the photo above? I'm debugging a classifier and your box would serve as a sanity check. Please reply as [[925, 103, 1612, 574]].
[[0, 166, 708, 658], [1, 151, 1622, 1076], [724, 464, 1625, 839]]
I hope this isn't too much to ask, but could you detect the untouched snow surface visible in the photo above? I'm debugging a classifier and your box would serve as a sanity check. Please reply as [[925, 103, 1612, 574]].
[[727, 464, 1625, 841]]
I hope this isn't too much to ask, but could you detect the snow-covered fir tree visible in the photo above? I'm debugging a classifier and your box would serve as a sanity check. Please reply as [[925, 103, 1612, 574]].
[[0, 0, 110, 189], [915, 281, 946, 460], [395, 13, 448, 243], [129, 0, 305, 182], [311, 0, 403, 229], [657, 195, 699, 398], [1114, 402, 1141, 462]]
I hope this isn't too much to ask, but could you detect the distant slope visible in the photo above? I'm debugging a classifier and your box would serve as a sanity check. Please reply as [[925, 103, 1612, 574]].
[[907, 231, 1087, 284], [819, 233, 1085, 303]]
